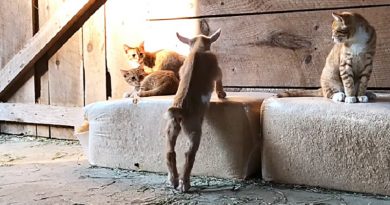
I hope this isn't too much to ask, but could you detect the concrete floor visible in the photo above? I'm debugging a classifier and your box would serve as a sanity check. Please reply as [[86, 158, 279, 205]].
[[0, 134, 389, 205]]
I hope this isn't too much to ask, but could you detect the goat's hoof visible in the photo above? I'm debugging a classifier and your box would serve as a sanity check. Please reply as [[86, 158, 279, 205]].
[[178, 179, 190, 193], [167, 174, 179, 188], [217, 91, 226, 99]]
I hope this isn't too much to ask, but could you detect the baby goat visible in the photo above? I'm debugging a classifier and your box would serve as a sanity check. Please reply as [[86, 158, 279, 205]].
[[164, 29, 226, 192]]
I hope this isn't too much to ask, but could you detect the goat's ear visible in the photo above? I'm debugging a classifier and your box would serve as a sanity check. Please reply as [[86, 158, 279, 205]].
[[176, 32, 191, 45], [332, 12, 344, 23], [123, 44, 132, 53], [210, 28, 221, 43]]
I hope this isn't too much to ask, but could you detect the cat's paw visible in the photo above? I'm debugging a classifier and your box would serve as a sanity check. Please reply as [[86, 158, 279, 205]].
[[332, 92, 345, 102], [123, 92, 131, 98], [178, 179, 190, 193], [357, 95, 369, 103], [130, 92, 141, 104], [365, 91, 377, 100], [132, 96, 140, 104], [217, 90, 226, 99], [167, 173, 179, 188], [345, 96, 357, 103]]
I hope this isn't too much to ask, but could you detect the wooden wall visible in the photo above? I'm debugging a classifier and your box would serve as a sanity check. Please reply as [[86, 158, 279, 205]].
[[0, 0, 36, 135], [1, 0, 390, 139], [0, 0, 107, 139], [145, 0, 390, 88]]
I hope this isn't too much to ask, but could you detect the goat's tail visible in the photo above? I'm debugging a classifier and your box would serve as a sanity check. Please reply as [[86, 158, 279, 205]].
[[164, 107, 183, 121], [277, 89, 322, 98]]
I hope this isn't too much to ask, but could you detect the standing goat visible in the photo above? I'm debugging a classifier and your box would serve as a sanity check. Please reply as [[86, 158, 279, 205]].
[[164, 29, 226, 192]]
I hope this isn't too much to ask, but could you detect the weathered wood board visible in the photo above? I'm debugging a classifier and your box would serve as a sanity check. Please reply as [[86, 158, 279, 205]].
[[0, 0, 106, 99], [83, 6, 107, 105], [40, 0, 84, 139], [0, 0, 36, 135], [146, 0, 390, 19], [35, 57, 50, 137], [0, 103, 83, 127], [36, 0, 52, 138], [146, 7, 390, 88]]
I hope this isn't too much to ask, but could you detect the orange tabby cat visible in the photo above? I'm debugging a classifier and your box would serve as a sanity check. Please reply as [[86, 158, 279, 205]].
[[278, 12, 376, 103], [123, 42, 184, 77], [121, 68, 179, 103]]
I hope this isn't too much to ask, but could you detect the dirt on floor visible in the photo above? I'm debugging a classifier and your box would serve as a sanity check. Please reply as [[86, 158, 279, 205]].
[[0, 134, 389, 205]]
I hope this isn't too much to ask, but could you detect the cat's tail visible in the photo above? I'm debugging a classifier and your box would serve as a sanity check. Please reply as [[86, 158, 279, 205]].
[[75, 119, 89, 133], [277, 89, 323, 98]]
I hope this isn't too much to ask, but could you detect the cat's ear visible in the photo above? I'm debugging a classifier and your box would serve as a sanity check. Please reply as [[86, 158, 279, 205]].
[[138, 70, 147, 80], [176, 32, 191, 45], [332, 12, 344, 23], [120, 69, 129, 75], [139, 41, 145, 51], [123, 44, 132, 54], [210, 28, 221, 43]]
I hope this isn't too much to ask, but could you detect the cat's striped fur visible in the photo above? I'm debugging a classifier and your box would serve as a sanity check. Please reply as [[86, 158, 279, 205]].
[[120, 68, 179, 103], [123, 42, 184, 77], [278, 12, 376, 103]]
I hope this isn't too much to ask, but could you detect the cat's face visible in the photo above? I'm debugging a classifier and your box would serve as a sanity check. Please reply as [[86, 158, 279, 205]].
[[331, 12, 354, 43], [120, 68, 146, 87], [123, 43, 145, 68]]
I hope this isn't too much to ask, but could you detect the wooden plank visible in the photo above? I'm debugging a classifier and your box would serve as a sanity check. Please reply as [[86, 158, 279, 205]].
[[106, 0, 147, 99], [33, 0, 50, 137], [48, 39, 83, 107], [0, 0, 107, 100], [41, 0, 85, 140], [0, 103, 83, 127], [36, 0, 52, 138], [3, 70, 36, 135], [35, 58, 50, 137], [83, 6, 107, 104], [0, 0, 36, 135], [146, 7, 390, 88], [0, 0, 33, 68], [48, 40, 83, 139], [146, 0, 390, 19]]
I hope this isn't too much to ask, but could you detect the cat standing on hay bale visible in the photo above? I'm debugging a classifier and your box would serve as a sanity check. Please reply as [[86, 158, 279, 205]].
[[164, 29, 226, 192]]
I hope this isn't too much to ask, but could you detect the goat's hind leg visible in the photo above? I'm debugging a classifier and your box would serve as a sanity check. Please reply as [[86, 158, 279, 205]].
[[179, 120, 202, 192], [215, 67, 226, 99], [165, 118, 181, 188]]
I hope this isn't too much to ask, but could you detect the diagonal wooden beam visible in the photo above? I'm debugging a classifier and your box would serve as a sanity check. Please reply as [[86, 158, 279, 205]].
[[0, 0, 107, 100], [0, 103, 83, 127]]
